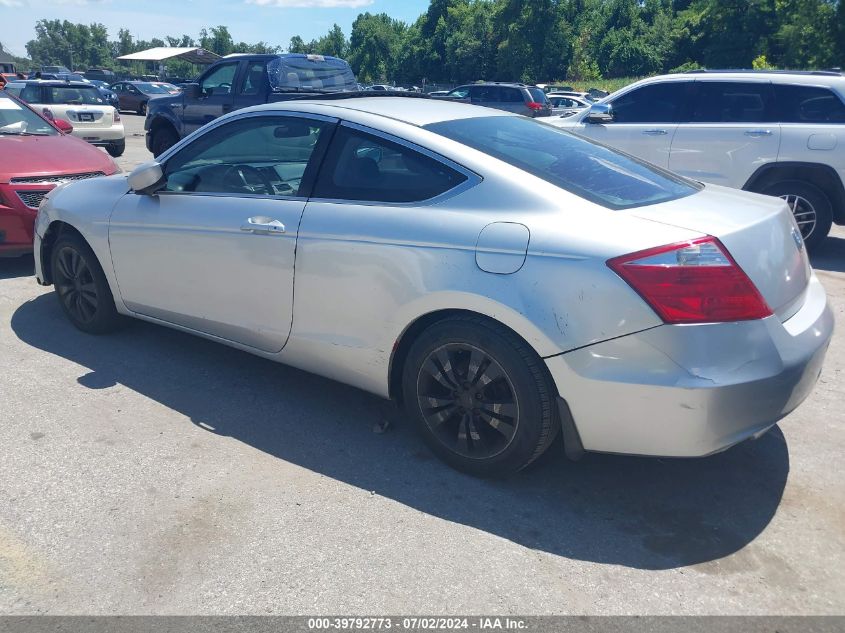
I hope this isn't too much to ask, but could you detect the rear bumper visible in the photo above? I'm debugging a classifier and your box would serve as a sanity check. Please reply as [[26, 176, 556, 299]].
[[546, 274, 834, 457], [71, 124, 125, 144]]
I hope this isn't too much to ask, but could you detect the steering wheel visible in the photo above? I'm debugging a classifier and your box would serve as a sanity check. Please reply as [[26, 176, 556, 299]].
[[222, 164, 275, 195]]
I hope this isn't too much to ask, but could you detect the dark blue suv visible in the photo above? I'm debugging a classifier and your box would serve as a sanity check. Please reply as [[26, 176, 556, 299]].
[[145, 53, 358, 157]]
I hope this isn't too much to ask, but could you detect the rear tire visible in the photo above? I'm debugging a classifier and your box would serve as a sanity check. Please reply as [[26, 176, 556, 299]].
[[138, 101, 147, 116], [106, 140, 125, 158], [151, 125, 178, 158], [401, 315, 559, 477], [50, 233, 123, 334], [760, 180, 833, 252]]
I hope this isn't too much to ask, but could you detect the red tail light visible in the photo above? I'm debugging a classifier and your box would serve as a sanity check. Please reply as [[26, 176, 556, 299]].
[[42, 108, 54, 121], [114, 110, 121, 122], [526, 101, 545, 111], [607, 237, 772, 324]]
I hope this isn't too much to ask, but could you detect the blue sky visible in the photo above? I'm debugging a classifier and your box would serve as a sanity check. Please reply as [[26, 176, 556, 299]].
[[0, 0, 431, 57]]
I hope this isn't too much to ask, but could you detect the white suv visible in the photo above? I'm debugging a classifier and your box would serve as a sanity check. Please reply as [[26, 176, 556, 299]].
[[550, 70, 845, 250]]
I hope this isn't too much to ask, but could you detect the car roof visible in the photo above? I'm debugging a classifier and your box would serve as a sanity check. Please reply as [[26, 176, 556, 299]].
[[457, 82, 528, 88], [15, 80, 95, 87], [630, 70, 845, 86], [251, 96, 515, 127]]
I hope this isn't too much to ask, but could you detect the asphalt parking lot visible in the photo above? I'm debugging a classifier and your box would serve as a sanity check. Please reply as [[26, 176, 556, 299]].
[[0, 113, 844, 615]]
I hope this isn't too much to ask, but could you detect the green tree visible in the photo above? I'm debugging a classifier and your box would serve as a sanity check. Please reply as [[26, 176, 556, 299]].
[[199, 26, 235, 56], [348, 12, 407, 83]]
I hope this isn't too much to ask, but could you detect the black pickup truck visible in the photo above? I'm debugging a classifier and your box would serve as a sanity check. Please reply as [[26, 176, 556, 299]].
[[145, 53, 357, 156]]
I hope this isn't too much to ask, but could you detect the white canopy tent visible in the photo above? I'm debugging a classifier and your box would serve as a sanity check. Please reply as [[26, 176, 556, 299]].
[[116, 47, 222, 65]]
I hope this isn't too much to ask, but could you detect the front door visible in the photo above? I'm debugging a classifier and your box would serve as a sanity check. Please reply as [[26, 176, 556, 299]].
[[576, 81, 691, 168], [108, 112, 336, 353], [182, 61, 241, 135]]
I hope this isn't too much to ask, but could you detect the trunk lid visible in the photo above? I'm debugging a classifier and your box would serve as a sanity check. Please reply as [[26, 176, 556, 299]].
[[625, 184, 811, 321]]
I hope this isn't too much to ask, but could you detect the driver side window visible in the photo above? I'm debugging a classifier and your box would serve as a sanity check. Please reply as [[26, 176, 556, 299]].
[[200, 63, 239, 97], [163, 115, 331, 197]]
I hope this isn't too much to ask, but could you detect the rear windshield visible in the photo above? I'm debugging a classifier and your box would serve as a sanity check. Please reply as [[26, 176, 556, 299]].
[[46, 86, 108, 105], [424, 116, 699, 210], [267, 55, 357, 92]]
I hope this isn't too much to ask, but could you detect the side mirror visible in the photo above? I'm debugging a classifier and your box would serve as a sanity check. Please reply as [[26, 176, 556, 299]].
[[184, 83, 201, 99], [53, 119, 73, 134], [128, 161, 164, 194], [586, 103, 614, 124]]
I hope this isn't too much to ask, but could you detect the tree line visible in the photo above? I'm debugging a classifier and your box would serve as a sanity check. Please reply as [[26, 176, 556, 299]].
[[7, 0, 845, 85]]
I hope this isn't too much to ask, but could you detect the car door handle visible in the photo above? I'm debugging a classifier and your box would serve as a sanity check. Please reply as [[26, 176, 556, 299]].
[[240, 217, 285, 235], [642, 129, 668, 136], [745, 129, 773, 137]]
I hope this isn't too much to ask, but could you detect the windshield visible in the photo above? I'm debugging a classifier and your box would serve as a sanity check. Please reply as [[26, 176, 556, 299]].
[[267, 55, 357, 92], [46, 86, 107, 105], [0, 95, 58, 136], [424, 116, 699, 210], [135, 82, 170, 94]]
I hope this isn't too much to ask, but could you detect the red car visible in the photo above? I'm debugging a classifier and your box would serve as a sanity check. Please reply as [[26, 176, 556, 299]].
[[0, 91, 118, 257]]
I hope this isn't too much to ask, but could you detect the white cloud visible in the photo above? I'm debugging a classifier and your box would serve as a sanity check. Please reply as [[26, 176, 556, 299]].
[[247, 0, 373, 7]]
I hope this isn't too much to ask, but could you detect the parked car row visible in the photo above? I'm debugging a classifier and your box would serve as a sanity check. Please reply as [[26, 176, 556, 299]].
[[3, 64, 842, 477], [432, 82, 553, 117], [0, 90, 118, 257]]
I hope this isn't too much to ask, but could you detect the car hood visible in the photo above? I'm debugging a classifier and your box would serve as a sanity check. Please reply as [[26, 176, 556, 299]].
[[0, 134, 118, 182]]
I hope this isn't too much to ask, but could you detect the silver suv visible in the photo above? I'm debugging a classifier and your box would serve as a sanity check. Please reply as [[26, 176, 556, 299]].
[[438, 82, 552, 117], [551, 70, 845, 249]]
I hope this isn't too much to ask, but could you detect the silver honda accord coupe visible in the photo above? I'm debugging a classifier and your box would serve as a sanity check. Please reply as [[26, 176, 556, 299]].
[[33, 96, 833, 476]]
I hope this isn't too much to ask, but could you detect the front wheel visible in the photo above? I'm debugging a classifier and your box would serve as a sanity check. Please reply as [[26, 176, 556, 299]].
[[402, 316, 559, 477], [151, 125, 178, 158], [51, 233, 123, 334], [138, 101, 147, 116], [761, 180, 833, 251]]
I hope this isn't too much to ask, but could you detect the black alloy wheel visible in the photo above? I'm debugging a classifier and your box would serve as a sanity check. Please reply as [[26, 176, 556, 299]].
[[50, 233, 123, 334], [54, 245, 99, 325], [402, 315, 559, 477], [416, 343, 519, 460]]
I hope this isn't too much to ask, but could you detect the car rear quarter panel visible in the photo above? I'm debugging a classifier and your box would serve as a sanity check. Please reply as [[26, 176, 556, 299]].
[[281, 155, 702, 398]]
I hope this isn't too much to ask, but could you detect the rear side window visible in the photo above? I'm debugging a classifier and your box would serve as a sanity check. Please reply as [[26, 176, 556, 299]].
[[528, 87, 548, 104], [774, 85, 845, 123], [611, 82, 689, 123], [313, 126, 467, 203], [425, 116, 699, 210], [501, 88, 524, 103], [241, 62, 266, 96], [689, 82, 775, 123], [471, 86, 502, 102]]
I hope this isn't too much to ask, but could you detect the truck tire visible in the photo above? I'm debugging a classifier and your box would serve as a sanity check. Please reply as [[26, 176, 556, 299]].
[[151, 126, 179, 158], [106, 140, 125, 158]]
